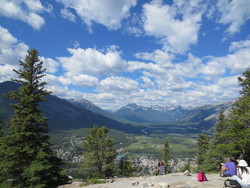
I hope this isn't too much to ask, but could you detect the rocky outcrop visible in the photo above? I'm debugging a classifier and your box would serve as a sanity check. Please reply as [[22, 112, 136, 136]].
[[59, 173, 227, 188]]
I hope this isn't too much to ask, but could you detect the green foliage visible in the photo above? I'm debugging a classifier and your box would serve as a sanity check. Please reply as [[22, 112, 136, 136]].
[[0, 49, 67, 187], [163, 140, 171, 173], [80, 177, 106, 186], [180, 158, 191, 172], [81, 125, 117, 178], [197, 68, 250, 172], [118, 157, 135, 177], [0, 117, 3, 137], [196, 133, 210, 166]]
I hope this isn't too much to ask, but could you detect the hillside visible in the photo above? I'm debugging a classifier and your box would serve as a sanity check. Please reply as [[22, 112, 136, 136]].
[[0, 81, 234, 134], [0, 81, 138, 133]]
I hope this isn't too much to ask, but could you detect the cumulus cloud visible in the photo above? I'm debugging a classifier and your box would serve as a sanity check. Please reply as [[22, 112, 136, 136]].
[[0, 64, 18, 82], [58, 47, 127, 77], [135, 49, 174, 67], [98, 76, 139, 93], [63, 72, 99, 87], [56, 0, 136, 31], [0, 0, 51, 29], [0, 26, 29, 66], [224, 48, 250, 74], [200, 61, 226, 80], [142, 0, 204, 54], [217, 0, 250, 36], [40, 57, 59, 73]]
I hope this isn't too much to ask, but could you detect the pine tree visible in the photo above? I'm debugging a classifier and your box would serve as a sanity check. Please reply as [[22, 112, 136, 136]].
[[118, 157, 134, 177], [223, 68, 250, 161], [81, 125, 117, 178], [200, 110, 229, 172], [196, 133, 210, 167], [198, 68, 250, 172], [0, 49, 67, 188], [0, 117, 3, 137], [163, 140, 171, 173]]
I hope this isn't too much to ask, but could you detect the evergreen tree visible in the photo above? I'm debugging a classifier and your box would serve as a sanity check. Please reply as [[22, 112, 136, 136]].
[[198, 68, 250, 172], [200, 110, 229, 172], [118, 157, 134, 177], [163, 140, 171, 173], [196, 133, 210, 167], [81, 125, 117, 178], [0, 117, 3, 137], [0, 49, 67, 188], [223, 68, 250, 161]]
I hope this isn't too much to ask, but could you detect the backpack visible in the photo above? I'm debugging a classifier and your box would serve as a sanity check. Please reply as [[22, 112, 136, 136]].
[[197, 171, 208, 182], [224, 179, 242, 188]]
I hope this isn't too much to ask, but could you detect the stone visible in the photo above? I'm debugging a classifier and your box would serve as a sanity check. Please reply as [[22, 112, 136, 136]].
[[158, 182, 170, 188], [148, 181, 154, 186], [132, 181, 139, 186]]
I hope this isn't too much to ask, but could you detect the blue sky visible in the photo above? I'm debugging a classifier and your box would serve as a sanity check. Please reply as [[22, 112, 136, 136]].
[[0, 0, 250, 110]]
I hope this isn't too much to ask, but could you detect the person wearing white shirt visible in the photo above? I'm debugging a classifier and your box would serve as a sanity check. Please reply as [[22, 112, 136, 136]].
[[232, 160, 250, 187]]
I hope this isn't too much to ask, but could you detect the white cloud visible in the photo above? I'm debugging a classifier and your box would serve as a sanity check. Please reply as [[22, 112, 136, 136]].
[[98, 76, 139, 93], [217, 76, 239, 88], [141, 76, 155, 88], [0, 0, 51, 29], [0, 26, 29, 66], [46, 84, 83, 99], [217, 0, 250, 36], [142, 0, 204, 54], [225, 48, 250, 73], [58, 47, 127, 77], [0, 64, 18, 82], [200, 61, 226, 80], [63, 72, 99, 87], [60, 8, 76, 22], [40, 57, 59, 73], [56, 0, 136, 31], [229, 40, 250, 52], [135, 49, 174, 67]]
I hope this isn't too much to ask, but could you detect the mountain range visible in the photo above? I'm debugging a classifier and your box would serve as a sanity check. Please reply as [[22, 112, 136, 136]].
[[0, 81, 235, 133], [0, 81, 138, 133]]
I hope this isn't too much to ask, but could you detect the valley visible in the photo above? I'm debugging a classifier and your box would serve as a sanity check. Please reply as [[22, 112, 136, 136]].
[[0, 81, 235, 177]]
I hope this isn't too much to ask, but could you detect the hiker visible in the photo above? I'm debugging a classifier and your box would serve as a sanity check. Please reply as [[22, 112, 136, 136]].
[[220, 157, 237, 177], [232, 160, 250, 187], [158, 161, 166, 175]]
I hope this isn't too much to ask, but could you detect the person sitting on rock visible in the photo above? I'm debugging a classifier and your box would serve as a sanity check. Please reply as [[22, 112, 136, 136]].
[[158, 161, 166, 175], [232, 159, 250, 187], [220, 157, 236, 177]]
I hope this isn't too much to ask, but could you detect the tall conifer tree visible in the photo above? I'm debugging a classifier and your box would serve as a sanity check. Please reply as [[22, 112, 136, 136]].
[[81, 125, 117, 178], [224, 68, 250, 161], [196, 133, 210, 167], [197, 68, 250, 171], [0, 49, 67, 188]]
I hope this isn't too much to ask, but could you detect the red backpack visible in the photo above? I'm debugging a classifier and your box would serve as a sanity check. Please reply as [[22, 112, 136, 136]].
[[197, 171, 208, 182]]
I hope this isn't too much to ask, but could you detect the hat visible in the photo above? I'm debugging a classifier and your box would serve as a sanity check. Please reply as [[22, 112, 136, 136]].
[[238, 160, 248, 167]]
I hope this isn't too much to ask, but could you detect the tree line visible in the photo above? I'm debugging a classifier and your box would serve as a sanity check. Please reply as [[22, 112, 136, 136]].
[[196, 68, 250, 172]]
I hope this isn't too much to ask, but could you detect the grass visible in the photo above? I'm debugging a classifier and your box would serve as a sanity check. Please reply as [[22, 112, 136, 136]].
[[123, 133, 197, 159]]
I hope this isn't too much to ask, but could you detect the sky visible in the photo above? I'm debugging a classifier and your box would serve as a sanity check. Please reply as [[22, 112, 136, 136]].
[[0, 0, 250, 110]]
